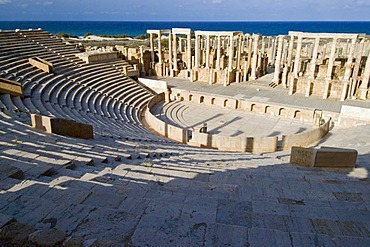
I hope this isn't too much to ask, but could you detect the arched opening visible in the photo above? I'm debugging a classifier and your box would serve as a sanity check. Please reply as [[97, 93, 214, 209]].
[[200, 96, 205, 104], [250, 104, 256, 112], [189, 94, 193, 101], [264, 106, 271, 114], [278, 108, 285, 116], [294, 110, 301, 119], [223, 99, 228, 108], [211, 98, 216, 105]]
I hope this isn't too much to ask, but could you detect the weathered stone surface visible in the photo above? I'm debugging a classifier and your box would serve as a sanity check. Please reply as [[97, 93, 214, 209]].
[[0, 221, 35, 246], [0, 164, 24, 179], [0, 214, 14, 229], [290, 146, 357, 168], [63, 236, 84, 247], [28, 228, 67, 247]]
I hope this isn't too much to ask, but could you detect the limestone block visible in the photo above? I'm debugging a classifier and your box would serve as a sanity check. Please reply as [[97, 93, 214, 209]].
[[29, 57, 53, 73], [28, 228, 67, 247], [0, 221, 35, 246], [290, 146, 316, 167], [290, 146, 357, 168], [314, 147, 357, 168], [31, 114, 93, 139], [0, 78, 23, 96]]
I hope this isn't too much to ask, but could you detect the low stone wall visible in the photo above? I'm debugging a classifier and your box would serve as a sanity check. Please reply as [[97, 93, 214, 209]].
[[190, 133, 277, 153], [75, 51, 118, 64], [281, 118, 331, 150], [145, 92, 331, 153], [31, 114, 93, 139], [190, 133, 247, 152], [29, 57, 53, 73], [0, 78, 22, 96], [145, 93, 189, 143], [246, 101, 319, 122], [171, 89, 240, 110], [290, 146, 357, 168]]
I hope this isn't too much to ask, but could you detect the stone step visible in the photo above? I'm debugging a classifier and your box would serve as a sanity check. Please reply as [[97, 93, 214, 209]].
[[0, 163, 24, 179]]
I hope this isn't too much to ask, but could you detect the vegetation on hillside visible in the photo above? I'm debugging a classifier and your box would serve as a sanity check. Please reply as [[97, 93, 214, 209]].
[[55, 32, 78, 39]]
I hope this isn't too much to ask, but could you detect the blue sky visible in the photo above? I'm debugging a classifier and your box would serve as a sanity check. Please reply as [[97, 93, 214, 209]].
[[0, 0, 369, 21]]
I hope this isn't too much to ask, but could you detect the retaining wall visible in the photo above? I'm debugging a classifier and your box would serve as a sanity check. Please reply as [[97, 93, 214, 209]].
[[281, 118, 331, 150], [145, 93, 189, 143]]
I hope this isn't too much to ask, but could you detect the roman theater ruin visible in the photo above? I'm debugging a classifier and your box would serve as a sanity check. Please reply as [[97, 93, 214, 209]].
[[0, 27, 369, 246]]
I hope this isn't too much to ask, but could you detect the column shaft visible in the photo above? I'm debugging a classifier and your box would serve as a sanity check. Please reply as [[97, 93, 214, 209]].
[[157, 31, 162, 64], [173, 33, 178, 71], [216, 36, 221, 70], [228, 35, 234, 71], [168, 33, 173, 77], [150, 33, 155, 63], [187, 34, 192, 70], [272, 35, 284, 84], [206, 35, 210, 68], [250, 34, 259, 80], [305, 36, 320, 97], [323, 37, 337, 99]]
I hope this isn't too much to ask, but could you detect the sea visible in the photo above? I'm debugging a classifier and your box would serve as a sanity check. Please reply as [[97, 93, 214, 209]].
[[0, 21, 369, 38]]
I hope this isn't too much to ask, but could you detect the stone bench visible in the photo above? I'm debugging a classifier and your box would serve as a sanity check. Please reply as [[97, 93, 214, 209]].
[[31, 114, 93, 139], [290, 146, 357, 168]]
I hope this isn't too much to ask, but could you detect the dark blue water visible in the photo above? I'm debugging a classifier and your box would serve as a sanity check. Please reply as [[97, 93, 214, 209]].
[[0, 21, 369, 37]]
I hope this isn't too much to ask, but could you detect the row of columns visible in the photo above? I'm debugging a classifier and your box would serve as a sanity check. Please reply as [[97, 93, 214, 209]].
[[271, 31, 369, 100]]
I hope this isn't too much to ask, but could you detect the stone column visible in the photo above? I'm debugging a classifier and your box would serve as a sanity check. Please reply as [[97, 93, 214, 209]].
[[272, 35, 284, 84], [245, 35, 252, 81], [168, 33, 173, 77], [261, 36, 267, 74], [323, 37, 337, 99], [268, 38, 275, 65], [305, 36, 320, 97], [281, 40, 288, 65], [271, 37, 277, 65], [149, 33, 155, 63], [359, 50, 370, 99], [282, 35, 294, 88], [157, 31, 162, 64], [289, 35, 302, 95], [205, 35, 210, 68], [235, 35, 242, 82], [139, 45, 145, 76], [216, 35, 221, 70], [187, 33, 192, 71], [350, 40, 365, 98], [173, 33, 178, 72], [228, 35, 234, 71], [250, 34, 259, 80], [179, 38, 183, 52], [195, 35, 200, 68], [341, 38, 356, 101], [257, 37, 263, 71]]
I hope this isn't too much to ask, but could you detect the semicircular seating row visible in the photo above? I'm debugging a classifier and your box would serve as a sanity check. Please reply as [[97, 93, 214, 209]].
[[0, 30, 168, 143]]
